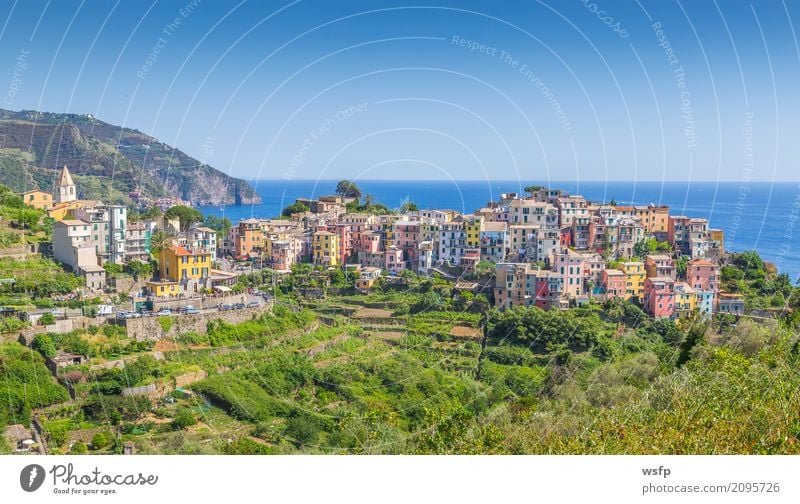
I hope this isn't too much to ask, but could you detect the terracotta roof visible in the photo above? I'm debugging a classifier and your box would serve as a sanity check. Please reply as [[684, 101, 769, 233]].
[[169, 245, 191, 256]]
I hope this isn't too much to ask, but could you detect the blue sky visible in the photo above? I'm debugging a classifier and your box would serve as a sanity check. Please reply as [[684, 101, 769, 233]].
[[0, 0, 798, 182]]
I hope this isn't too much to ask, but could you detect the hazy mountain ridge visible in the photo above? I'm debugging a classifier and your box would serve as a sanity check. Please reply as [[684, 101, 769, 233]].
[[0, 108, 261, 206]]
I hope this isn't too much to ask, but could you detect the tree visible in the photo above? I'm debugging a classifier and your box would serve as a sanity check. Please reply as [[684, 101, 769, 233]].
[[149, 230, 171, 256], [281, 202, 310, 217], [33, 333, 56, 356], [164, 205, 203, 231], [126, 260, 153, 280], [204, 215, 232, 239], [335, 180, 362, 201], [103, 262, 123, 278], [524, 185, 544, 194], [364, 194, 375, 207], [140, 206, 163, 220], [676, 256, 688, 278], [400, 201, 418, 213]]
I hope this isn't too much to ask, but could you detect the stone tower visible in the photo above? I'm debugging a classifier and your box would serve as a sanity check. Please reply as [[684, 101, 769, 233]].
[[55, 165, 76, 204]]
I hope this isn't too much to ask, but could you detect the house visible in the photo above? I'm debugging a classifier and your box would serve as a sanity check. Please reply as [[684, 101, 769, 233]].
[[668, 216, 691, 254], [45, 351, 86, 374], [674, 282, 698, 318], [644, 277, 676, 318], [52, 219, 106, 290], [385, 246, 405, 275], [125, 222, 151, 262], [355, 266, 382, 292], [19, 190, 53, 210], [718, 293, 745, 316], [602, 269, 626, 300], [153, 244, 212, 294], [73, 203, 127, 264], [235, 219, 263, 258], [687, 258, 720, 292], [312, 230, 340, 266], [645, 254, 676, 280], [4, 424, 35, 452], [438, 217, 466, 265]]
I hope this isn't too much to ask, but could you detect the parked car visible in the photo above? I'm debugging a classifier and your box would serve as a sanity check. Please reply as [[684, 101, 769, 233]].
[[220, 304, 233, 311], [185, 307, 200, 315], [246, 301, 259, 308], [233, 303, 246, 310], [116, 311, 130, 319], [156, 309, 171, 316]]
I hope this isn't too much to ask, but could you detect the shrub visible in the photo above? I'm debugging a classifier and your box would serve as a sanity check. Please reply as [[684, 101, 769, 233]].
[[70, 441, 88, 454], [173, 409, 197, 430], [91, 431, 114, 450]]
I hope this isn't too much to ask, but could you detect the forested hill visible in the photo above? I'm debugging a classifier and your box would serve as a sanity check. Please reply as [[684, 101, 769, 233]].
[[0, 108, 261, 206]]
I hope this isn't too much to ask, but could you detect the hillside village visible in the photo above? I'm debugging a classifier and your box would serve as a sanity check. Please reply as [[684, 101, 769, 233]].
[[1, 169, 795, 455], [9, 167, 747, 320]]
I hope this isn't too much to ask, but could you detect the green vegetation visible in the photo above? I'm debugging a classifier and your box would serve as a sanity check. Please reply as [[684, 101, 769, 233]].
[[1, 248, 797, 455], [165, 205, 204, 231], [281, 201, 309, 217], [0, 343, 70, 426]]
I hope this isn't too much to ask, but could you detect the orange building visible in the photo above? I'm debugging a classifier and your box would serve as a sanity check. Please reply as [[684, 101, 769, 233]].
[[19, 190, 53, 210]]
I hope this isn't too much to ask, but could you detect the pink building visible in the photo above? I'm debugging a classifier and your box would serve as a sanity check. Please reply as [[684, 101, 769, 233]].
[[335, 224, 352, 265], [602, 269, 626, 300], [357, 231, 382, 254], [644, 277, 676, 318], [554, 249, 603, 297], [385, 246, 405, 275], [392, 220, 420, 268], [686, 258, 719, 292]]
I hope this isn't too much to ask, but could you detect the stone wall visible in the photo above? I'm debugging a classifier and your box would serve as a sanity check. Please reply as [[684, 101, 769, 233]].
[[114, 303, 273, 341]]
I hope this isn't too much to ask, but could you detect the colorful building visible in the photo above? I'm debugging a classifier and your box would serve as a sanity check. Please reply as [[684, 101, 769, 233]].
[[313, 230, 340, 266], [644, 277, 676, 319], [602, 269, 626, 300], [155, 244, 212, 294], [645, 254, 676, 280], [674, 282, 698, 318], [621, 261, 645, 301], [19, 190, 53, 210]]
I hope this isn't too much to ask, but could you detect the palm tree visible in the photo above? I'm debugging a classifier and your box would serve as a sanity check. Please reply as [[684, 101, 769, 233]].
[[149, 230, 171, 256]]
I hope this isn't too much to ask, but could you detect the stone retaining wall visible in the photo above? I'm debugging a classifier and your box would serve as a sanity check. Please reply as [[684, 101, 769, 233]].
[[113, 303, 273, 341]]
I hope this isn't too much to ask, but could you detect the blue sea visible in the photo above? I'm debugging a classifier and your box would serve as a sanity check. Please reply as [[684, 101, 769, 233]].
[[198, 180, 800, 281]]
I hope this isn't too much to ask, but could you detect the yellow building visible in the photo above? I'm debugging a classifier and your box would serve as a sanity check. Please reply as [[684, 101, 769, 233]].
[[313, 231, 339, 266], [145, 280, 180, 297], [19, 190, 53, 210], [464, 216, 482, 248], [156, 244, 212, 294], [621, 261, 645, 301], [48, 200, 93, 221], [674, 282, 697, 318]]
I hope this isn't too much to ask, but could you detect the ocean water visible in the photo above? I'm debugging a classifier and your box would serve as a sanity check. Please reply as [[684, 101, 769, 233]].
[[197, 180, 800, 280]]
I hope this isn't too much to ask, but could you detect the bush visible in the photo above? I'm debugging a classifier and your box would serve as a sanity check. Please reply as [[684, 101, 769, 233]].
[[70, 441, 88, 454], [39, 312, 56, 326], [173, 409, 197, 430], [91, 431, 114, 450]]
